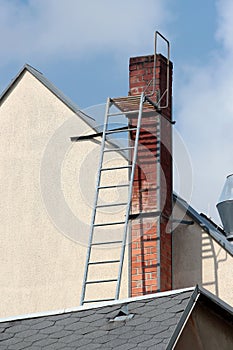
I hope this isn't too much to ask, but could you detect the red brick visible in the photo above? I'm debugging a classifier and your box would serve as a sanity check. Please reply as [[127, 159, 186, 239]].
[[130, 54, 173, 297]]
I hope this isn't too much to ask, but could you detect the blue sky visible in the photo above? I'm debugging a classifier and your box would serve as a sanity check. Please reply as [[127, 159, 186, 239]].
[[0, 0, 218, 107], [0, 0, 232, 223]]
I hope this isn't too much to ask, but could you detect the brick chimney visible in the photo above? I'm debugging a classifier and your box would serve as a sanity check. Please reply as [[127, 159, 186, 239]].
[[129, 54, 173, 296]]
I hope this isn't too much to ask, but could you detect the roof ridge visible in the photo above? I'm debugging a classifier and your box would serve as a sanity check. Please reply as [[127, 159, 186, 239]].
[[24, 63, 43, 75], [0, 286, 195, 323], [0, 63, 96, 125]]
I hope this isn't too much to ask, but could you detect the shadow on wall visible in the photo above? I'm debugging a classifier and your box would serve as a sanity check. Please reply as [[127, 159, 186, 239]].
[[201, 230, 228, 298], [172, 220, 202, 290], [201, 232, 219, 296], [172, 212, 228, 299]]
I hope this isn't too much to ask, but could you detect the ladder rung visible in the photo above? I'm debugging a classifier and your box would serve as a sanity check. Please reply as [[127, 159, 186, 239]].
[[94, 221, 125, 227], [96, 202, 128, 208], [83, 298, 115, 304], [81, 93, 145, 306], [88, 260, 120, 265], [103, 147, 134, 153], [202, 249, 213, 253], [107, 110, 139, 117], [105, 127, 137, 135], [101, 166, 131, 171], [92, 240, 122, 246], [98, 184, 129, 189], [86, 279, 117, 284]]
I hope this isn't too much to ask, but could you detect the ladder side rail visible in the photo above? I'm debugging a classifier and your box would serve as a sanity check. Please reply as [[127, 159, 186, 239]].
[[156, 115, 161, 291], [80, 97, 111, 305], [115, 92, 145, 299]]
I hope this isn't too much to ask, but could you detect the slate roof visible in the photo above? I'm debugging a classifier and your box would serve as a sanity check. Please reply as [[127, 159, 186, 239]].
[[0, 288, 195, 350], [173, 193, 233, 256]]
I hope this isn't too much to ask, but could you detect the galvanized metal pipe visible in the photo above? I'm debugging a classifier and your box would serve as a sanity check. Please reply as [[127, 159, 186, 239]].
[[80, 97, 111, 305], [115, 92, 145, 300]]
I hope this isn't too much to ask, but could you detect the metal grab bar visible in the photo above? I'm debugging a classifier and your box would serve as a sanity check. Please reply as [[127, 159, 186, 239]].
[[145, 31, 170, 110]]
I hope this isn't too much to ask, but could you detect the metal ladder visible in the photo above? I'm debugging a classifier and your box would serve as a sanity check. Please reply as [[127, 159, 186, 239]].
[[79, 31, 172, 305], [80, 93, 148, 305]]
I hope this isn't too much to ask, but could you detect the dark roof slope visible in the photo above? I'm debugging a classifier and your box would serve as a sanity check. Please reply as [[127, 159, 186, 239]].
[[1, 286, 232, 349], [173, 193, 233, 257], [0, 288, 194, 350]]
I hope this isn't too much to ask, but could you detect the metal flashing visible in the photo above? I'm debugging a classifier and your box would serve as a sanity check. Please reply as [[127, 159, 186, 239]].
[[197, 285, 233, 317], [167, 286, 200, 349], [173, 193, 233, 257], [0, 63, 97, 129], [167, 285, 233, 349], [0, 286, 195, 324]]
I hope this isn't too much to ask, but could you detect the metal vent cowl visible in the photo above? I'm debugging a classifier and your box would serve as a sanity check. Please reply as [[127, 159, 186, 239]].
[[216, 174, 233, 240]]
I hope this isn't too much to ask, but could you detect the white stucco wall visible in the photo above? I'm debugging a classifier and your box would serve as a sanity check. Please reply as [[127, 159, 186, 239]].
[[0, 71, 128, 318], [173, 203, 233, 306]]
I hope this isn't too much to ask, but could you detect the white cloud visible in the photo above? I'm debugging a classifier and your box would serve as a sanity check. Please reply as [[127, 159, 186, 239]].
[[4, 0, 232, 226], [174, 0, 233, 223], [216, 0, 233, 54], [0, 0, 170, 65]]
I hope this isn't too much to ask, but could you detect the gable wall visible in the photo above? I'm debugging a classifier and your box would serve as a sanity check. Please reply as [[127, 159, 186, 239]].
[[0, 71, 128, 317], [175, 301, 233, 350], [172, 204, 233, 306]]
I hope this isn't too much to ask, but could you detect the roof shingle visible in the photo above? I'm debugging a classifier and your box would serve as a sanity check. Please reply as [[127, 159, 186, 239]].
[[0, 289, 194, 350]]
